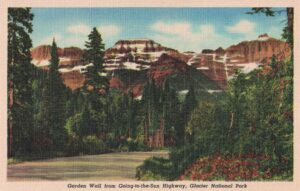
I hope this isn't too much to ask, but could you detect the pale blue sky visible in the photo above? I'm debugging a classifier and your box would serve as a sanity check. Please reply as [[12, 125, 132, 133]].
[[31, 8, 287, 52]]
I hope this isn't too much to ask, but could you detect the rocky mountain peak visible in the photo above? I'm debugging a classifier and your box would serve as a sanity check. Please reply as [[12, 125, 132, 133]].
[[257, 33, 269, 41], [106, 39, 178, 55]]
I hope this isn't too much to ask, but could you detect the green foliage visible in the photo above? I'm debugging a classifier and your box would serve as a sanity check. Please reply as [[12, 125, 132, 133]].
[[65, 134, 106, 155], [141, 79, 182, 146], [142, 8, 294, 179], [8, 8, 35, 157], [246, 8, 275, 16], [158, 8, 294, 181], [123, 138, 151, 152], [106, 91, 139, 141], [82, 135, 106, 155], [37, 40, 68, 152], [83, 27, 109, 92], [65, 107, 107, 138], [136, 157, 172, 180], [177, 83, 198, 146], [9, 9, 293, 182], [65, 108, 107, 155], [164, 56, 293, 180]]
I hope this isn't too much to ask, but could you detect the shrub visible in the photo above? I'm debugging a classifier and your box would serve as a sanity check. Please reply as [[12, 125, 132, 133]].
[[66, 135, 81, 156], [136, 157, 172, 180], [105, 133, 119, 149], [180, 154, 292, 181], [82, 135, 106, 154], [126, 138, 138, 151], [119, 145, 129, 152]]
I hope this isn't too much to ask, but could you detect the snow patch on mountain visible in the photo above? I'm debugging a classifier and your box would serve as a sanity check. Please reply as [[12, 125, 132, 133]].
[[197, 66, 209, 70], [59, 63, 93, 73], [32, 59, 50, 67], [227, 62, 261, 73]]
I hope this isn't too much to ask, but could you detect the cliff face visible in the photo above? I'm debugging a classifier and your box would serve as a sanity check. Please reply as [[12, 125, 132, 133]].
[[105, 39, 178, 55], [31, 45, 86, 90], [225, 34, 290, 63], [61, 71, 86, 90], [31, 45, 53, 60], [148, 53, 189, 86], [31, 45, 84, 68], [31, 45, 84, 60], [187, 34, 290, 88]]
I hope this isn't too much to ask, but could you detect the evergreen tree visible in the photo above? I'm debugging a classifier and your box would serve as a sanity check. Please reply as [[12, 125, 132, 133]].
[[32, 68, 48, 152], [82, 28, 109, 141], [141, 79, 181, 147], [142, 79, 160, 144], [40, 39, 67, 152], [83, 27, 109, 92], [127, 92, 136, 138], [8, 8, 34, 157], [181, 83, 197, 125], [162, 80, 181, 146]]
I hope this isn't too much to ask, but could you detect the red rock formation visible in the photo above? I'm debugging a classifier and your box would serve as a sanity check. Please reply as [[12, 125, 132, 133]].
[[187, 34, 291, 89], [61, 71, 85, 90], [168, 51, 192, 63], [30, 35, 290, 92], [225, 34, 290, 63], [131, 84, 143, 97], [31, 45, 52, 60], [109, 77, 125, 89], [214, 47, 225, 55], [147, 53, 189, 86], [105, 39, 178, 55], [258, 33, 269, 38], [62, 47, 83, 59], [189, 54, 227, 88], [202, 49, 214, 54], [31, 45, 83, 60]]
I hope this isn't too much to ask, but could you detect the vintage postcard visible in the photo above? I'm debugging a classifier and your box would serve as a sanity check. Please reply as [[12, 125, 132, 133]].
[[0, 0, 299, 191]]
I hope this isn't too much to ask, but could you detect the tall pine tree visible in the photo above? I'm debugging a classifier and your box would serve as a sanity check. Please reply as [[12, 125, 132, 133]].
[[83, 27, 109, 93], [40, 39, 67, 152], [8, 8, 34, 157]]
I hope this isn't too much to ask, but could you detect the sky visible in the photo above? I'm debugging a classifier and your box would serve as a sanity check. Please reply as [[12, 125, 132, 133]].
[[31, 8, 287, 52]]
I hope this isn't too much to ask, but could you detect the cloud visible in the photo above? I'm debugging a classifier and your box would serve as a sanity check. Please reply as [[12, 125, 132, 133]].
[[151, 21, 191, 36], [225, 20, 256, 34], [37, 23, 121, 48], [67, 23, 121, 37], [97, 25, 121, 38], [64, 24, 121, 47], [64, 36, 86, 47], [150, 21, 233, 52], [67, 24, 90, 35]]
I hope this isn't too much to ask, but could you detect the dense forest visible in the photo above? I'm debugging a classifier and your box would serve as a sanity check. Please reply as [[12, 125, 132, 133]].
[[8, 8, 293, 181], [7, 8, 197, 158], [137, 8, 294, 181]]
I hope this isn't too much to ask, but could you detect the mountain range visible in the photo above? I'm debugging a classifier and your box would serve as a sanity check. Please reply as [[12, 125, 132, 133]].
[[30, 34, 290, 97]]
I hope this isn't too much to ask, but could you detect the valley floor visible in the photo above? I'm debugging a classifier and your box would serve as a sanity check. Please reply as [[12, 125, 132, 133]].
[[7, 151, 168, 181]]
